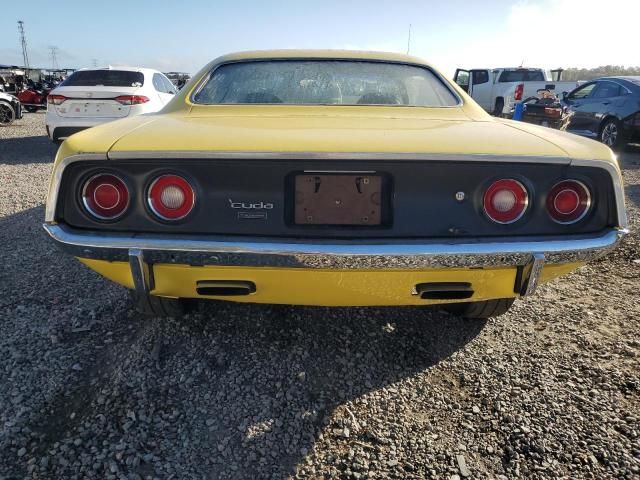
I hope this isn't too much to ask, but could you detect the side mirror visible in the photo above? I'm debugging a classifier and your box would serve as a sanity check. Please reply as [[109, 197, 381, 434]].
[[561, 91, 568, 99]]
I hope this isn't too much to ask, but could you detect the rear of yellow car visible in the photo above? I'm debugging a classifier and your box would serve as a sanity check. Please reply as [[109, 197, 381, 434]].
[[43, 51, 628, 318]]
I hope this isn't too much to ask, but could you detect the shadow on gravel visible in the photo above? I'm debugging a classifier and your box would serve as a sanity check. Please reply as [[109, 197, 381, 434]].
[[0, 197, 484, 478], [626, 183, 640, 208], [619, 144, 640, 170], [0, 135, 58, 165]]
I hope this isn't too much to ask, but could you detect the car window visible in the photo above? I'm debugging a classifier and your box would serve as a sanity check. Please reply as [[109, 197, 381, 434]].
[[60, 70, 144, 87], [161, 75, 177, 94], [568, 83, 596, 100], [498, 70, 545, 82], [592, 81, 622, 99], [472, 70, 489, 85], [194, 60, 460, 107], [153, 73, 167, 93]]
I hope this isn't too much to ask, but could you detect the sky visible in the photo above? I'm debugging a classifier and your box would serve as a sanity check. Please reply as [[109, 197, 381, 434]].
[[1, 0, 638, 78]]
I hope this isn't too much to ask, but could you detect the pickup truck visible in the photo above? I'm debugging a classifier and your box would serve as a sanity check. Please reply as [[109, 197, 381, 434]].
[[453, 67, 579, 116]]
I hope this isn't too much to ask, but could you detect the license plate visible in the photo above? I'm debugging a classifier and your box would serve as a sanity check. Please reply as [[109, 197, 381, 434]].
[[294, 174, 383, 225]]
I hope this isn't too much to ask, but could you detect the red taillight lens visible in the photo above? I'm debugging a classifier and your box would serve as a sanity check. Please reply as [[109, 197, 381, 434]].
[[147, 175, 195, 220], [514, 83, 524, 101], [114, 95, 150, 105], [47, 94, 67, 105], [544, 107, 562, 118], [546, 180, 591, 224], [483, 179, 529, 224], [82, 174, 129, 220]]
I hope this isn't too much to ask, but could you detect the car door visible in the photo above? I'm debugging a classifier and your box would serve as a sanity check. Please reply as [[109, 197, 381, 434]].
[[563, 82, 598, 135], [587, 80, 630, 133], [453, 69, 470, 93], [468, 70, 491, 110], [453, 69, 491, 110]]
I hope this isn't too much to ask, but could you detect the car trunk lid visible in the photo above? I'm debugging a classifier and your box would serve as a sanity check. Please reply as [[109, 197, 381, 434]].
[[105, 107, 571, 159], [50, 86, 141, 118]]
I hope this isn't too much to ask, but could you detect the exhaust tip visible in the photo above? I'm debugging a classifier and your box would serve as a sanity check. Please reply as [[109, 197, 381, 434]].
[[414, 282, 474, 300], [196, 280, 256, 296]]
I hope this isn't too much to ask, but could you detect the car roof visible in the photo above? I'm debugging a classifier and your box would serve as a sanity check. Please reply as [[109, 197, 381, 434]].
[[74, 66, 161, 75], [210, 49, 434, 66], [598, 76, 640, 87]]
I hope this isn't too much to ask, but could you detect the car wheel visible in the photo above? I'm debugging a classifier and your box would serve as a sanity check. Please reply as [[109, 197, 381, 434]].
[[0, 101, 15, 126], [599, 118, 624, 149], [24, 105, 38, 113], [493, 98, 504, 117], [130, 291, 188, 317], [444, 298, 515, 319]]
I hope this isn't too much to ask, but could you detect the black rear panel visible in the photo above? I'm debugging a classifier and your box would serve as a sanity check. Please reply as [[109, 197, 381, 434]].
[[57, 159, 617, 238]]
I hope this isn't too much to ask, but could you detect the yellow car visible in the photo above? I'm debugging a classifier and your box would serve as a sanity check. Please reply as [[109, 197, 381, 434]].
[[44, 50, 628, 318]]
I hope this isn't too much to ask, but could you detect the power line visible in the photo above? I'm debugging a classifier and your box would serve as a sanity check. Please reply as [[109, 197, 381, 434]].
[[17, 20, 30, 72]]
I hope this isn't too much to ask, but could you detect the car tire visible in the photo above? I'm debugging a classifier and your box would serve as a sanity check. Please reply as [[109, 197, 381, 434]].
[[130, 291, 187, 317], [25, 105, 38, 113], [0, 101, 15, 126], [444, 298, 515, 319], [599, 117, 625, 149], [493, 98, 504, 117]]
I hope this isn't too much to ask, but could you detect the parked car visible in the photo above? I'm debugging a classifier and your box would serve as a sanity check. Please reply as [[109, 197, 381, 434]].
[[45, 66, 177, 142], [561, 76, 640, 149], [43, 51, 628, 319], [453, 67, 578, 116], [18, 81, 53, 112], [0, 91, 23, 125]]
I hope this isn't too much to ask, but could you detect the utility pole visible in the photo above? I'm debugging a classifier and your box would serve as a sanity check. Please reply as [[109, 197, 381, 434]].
[[18, 20, 30, 74], [406, 24, 412, 55], [92, 58, 98, 67]]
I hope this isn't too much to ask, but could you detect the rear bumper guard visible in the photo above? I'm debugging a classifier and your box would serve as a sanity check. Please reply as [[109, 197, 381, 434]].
[[43, 224, 627, 298]]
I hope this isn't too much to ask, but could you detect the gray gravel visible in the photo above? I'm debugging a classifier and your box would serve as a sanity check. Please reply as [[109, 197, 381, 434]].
[[1, 113, 639, 479]]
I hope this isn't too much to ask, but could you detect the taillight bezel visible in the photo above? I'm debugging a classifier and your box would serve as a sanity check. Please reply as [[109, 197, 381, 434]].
[[546, 179, 592, 224], [482, 178, 530, 225], [81, 173, 130, 221], [146, 174, 196, 221]]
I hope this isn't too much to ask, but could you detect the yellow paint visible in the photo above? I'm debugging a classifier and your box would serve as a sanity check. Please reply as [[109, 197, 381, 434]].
[[52, 50, 620, 175], [77, 258, 584, 307], [52, 51, 612, 306]]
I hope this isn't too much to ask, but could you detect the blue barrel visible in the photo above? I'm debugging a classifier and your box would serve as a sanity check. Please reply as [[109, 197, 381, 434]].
[[512, 102, 525, 121]]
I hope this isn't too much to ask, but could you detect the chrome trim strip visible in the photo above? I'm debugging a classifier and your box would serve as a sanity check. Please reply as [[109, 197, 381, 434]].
[[571, 158, 628, 228], [43, 224, 627, 271], [45, 153, 108, 222], [521, 253, 545, 296], [106, 150, 572, 164]]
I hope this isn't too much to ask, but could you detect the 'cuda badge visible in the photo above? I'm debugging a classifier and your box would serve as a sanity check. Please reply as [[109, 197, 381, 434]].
[[228, 199, 274, 210]]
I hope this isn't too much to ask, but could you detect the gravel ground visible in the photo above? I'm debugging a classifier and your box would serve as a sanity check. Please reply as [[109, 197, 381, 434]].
[[0, 113, 638, 480]]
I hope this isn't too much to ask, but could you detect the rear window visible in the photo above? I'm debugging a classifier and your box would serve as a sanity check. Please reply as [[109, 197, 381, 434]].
[[60, 70, 144, 87], [193, 60, 459, 107], [498, 70, 545, 82]]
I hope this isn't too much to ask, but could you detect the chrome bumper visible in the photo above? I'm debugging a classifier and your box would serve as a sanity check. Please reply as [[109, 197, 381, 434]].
[[44, 224, 627, 297]]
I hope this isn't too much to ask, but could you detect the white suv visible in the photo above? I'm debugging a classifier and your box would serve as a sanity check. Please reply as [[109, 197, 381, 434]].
[[45, 66, 177, 142]]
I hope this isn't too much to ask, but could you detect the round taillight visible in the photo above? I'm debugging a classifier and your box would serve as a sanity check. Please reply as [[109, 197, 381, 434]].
[[147, 175, 195, 220], [82, 174, 129, 220], [483, 179, 528, 224], [547, 180, 591, 224]]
